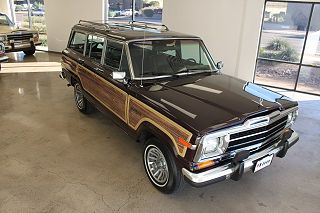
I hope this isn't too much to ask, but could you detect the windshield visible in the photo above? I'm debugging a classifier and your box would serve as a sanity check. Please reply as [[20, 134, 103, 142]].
[[0, 14, 13, 26], [128, 39, 216, 78]]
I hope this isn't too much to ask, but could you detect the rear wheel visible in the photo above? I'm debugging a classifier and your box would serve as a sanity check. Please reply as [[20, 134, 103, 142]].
[[143, 137, 185, 194], [23, 46, 36, 55], [74, 83, 93, 114]]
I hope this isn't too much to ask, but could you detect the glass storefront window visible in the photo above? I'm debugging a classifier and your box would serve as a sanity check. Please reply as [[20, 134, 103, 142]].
[[11, 0, 47, 48], [303, 4, 320, 67], [108, 0, 133, 22], [296, 66, 320, 95], [135, 0, 163, 23], [259, 2, 312, 63], [107, 0, 163, 23], [255, 1, 320, 95], [255, 59, 299, 90]]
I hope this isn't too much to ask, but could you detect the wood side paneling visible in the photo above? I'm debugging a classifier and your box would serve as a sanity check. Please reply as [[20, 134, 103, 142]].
[[61, 55, 77, 75], [128, 96, 193, 157], [78, 66, 128, 122]]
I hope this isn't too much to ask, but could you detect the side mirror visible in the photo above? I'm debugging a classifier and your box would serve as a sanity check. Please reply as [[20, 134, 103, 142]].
[[112, 71, 126, 80], [216, 61, 224, 70]]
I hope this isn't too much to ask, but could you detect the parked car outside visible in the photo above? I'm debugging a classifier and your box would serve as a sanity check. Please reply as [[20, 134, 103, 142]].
[[60, 20, 299, 194], [0, 13, 41, 56], [32, 9, 45, 16]]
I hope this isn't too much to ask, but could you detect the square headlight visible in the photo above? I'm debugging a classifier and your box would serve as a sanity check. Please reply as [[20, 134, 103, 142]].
[[195, 134, 229, 162], [0, 35, 6, 42]]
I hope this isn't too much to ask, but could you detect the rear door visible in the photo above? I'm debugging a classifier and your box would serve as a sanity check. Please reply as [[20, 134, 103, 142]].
[[78, 37, 129, 123]]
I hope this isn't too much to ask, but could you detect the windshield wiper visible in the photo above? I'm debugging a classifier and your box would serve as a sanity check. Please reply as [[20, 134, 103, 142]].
[[174, 68, 213, 77]]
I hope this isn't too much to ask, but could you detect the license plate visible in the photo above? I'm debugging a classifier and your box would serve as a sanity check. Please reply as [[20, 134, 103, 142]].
[[254, 154, 273, 173]]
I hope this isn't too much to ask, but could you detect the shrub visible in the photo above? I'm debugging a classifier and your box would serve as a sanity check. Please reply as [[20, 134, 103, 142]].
[[266, 38, 290, 51], [15, 5, 24, 11], [39, 34, 47, 46], [143, 9, 154, 17], [277, 47, 298, 61], [109, 11, 117, 18], [23, 16, 46, 24], [259, 38, 299, 62]]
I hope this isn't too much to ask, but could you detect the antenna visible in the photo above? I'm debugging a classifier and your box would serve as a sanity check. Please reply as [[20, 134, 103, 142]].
[[140, 23, 147, 87]]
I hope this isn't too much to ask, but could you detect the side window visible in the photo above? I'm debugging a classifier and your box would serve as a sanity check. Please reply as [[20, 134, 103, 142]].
[[105, 40, 123, 69], [85, 35, 105, 63], [119, 48, 130, 77], [69, 31, 87, 54], [180, 40, 210, 66]]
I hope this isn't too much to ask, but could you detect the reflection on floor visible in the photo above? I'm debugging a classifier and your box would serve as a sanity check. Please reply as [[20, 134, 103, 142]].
[[6, 51, 61, 63], [0, 51, 62, 73], [271, 87, 320, 101]]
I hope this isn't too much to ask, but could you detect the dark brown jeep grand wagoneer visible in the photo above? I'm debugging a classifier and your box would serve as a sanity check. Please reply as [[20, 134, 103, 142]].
[[60, 21, 299, 194]]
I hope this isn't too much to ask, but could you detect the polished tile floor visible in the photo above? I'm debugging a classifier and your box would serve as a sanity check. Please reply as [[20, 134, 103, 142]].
[[0, 52, 319, 212], [1, 52, 61, 74]]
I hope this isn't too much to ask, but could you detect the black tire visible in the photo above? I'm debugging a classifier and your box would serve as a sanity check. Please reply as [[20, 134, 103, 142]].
[[74, 83, 93, 114], [23, 46, 36, 55], [143, 137, 185, 194]]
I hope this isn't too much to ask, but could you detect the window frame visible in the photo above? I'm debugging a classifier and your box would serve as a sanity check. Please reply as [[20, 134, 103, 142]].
[[102, 38, 135, 80], [103, 39, 125, 71], [85, 34, 106, 65], [68, 30, 88, 55], [253, 0, 320, 96]]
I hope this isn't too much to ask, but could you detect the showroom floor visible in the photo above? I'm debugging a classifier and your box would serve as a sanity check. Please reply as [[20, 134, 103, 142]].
[[0, 52, 319, 213]]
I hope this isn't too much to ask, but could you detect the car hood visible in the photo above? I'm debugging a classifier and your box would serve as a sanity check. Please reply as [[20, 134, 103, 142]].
[[0, 25, 34, 34], [136, 73, 297, 135]]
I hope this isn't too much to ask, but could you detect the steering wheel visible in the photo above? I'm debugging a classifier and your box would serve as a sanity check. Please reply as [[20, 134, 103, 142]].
[[186, 58, 197, 63]]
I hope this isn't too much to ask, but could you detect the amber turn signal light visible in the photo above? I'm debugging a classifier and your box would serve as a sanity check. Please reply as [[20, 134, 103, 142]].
[[190, 160, 216, 171]]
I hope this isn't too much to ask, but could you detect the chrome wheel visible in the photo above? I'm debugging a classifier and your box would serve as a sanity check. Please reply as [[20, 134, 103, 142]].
[[144, 145, 169, 186], [74, 84, 84, 110]]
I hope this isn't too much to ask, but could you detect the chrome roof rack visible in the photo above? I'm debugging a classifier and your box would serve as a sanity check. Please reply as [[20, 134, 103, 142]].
[[113, 21, 168, 32], [78, 20, 111, 31], [78, 20, 169, 32], [128, 21, 169, 31]]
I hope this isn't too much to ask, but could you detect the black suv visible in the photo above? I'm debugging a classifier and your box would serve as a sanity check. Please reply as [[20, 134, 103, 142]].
[[60, 20, 299, 194]]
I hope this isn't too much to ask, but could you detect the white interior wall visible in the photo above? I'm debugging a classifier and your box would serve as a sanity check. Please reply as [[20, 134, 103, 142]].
[[45, 0, 104, 52], [163, 0, 265, 82]]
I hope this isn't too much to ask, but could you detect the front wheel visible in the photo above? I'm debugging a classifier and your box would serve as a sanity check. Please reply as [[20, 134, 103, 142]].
[[143, 138, 185, 194]]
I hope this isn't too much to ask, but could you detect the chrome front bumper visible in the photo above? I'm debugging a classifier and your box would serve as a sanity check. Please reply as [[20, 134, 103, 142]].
[[4, 41, 41, 52], [182, 131, 299, 186]]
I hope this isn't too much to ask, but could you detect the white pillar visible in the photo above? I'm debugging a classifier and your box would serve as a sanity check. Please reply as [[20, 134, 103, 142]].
[[0, 0, 12, 19]]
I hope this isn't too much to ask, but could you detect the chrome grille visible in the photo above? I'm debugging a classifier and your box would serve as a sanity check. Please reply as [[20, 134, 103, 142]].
[[227, 115, 288, 152], [7, 33, 33, 41]]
